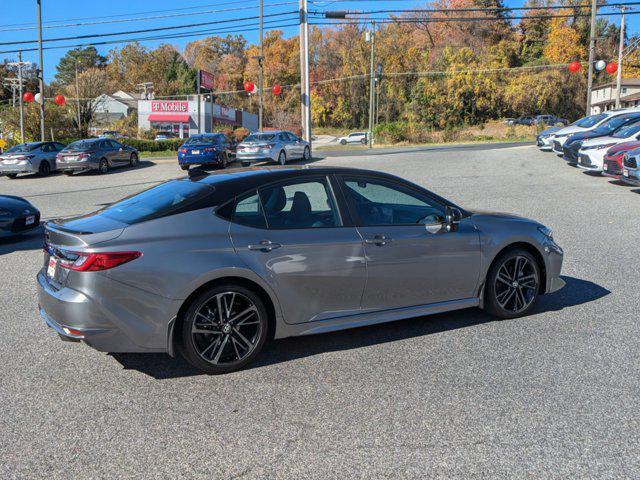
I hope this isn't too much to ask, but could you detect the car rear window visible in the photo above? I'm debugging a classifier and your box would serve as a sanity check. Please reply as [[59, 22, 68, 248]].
[[6, 143, 41, 153], [97, 180, 215, 225], [184, 135, 223, 145], [67, 140, 98, 151], [244, 134, 275, 142]]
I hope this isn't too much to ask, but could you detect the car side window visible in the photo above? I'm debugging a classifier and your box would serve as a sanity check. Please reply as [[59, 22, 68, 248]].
[[258, 178, 340, 229], [341, 176, 446, 226], [226, 191, 267, 229], [53, 142, 65, 151], [41, 143, 53, 152], [111, 140, 122, 149]]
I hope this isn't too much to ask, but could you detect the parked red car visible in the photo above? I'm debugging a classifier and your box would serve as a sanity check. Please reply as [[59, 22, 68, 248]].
[[602, 141, 640, 179]]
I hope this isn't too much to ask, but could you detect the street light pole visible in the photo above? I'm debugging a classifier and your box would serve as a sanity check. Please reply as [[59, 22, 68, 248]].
[[367, 21, 376, 149], [615, 7, 625, 109], [258, 0, 264, 131], [299, 0, 311, 144], [585, 0, 598, 115], [36, 0, 46, 141]]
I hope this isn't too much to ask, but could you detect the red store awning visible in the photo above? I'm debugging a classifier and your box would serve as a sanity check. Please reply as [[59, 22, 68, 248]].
[[148, 114, 190, 123]]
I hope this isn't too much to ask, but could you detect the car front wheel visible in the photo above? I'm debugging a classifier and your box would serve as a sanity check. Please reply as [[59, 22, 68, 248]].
[[38, 161, 51, 176], [129, 153, 139, 167], [278, 150, 286, 165], [180, 284, 269, 374], [483, 248, 541, 319], [98, 158, 109, 174]]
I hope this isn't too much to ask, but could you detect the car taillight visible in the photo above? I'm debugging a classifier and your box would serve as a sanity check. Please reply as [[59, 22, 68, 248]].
[[58, 251, 142, 271], [179, 148, 187, 153]]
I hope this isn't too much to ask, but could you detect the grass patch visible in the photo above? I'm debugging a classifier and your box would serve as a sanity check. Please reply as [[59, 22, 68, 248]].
[[139, 150, 178, 158]]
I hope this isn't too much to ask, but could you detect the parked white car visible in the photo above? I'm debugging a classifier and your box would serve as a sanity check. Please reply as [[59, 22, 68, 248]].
[[576, 119, 640, 172], [338, 132, 368, 145], [549, 109, 640, 154]]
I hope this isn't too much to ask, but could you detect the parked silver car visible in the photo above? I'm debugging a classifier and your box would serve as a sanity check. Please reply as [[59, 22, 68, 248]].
[[0, 141, 65, 178], [38, 166, 564, 374], [236, 131, 310, 166], [56, 138, 139, 175]]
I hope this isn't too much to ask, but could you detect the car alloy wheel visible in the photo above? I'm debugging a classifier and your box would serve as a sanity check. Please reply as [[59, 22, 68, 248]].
[[181, 285, 268, 374], [38, 161, 50, 176], [303, 147, 310, 161], [278, 150, 286, 165], [340, 139, 347, 145], [99, 158, 109, 174], [129, 153, 138, 167], [485, 249, 540, 319]]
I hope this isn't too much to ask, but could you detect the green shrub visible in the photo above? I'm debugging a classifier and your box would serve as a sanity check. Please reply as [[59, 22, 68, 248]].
[[120, 138, 185, 152], [374, 122, 409, 143]]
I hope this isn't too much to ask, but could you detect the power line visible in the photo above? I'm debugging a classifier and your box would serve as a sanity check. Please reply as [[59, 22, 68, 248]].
[[0, 1, 299, 32], [309, 10, 640, 25], [0, 20, 301, 56], [0, 11, 299, 47]]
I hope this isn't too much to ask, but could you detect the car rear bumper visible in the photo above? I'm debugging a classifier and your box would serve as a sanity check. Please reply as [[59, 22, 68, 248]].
[[37, 270, 176, 353], [178, 153, 225, 165], [57, 158, 99, 172], [0, 164, 37, 174]]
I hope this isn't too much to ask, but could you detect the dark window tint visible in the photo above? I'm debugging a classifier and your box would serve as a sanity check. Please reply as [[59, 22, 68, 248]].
[[97, 180, 214, 225], [110, 140, 123, 149], [53, 142, 66, 151], [185, 135, 223, 145], [342, 177, 445, 226], [575, 114, 607, 128], [595, 115, 640, 134], [7, 143, 41, 153], [67, 140, 97, 151], [259, 179, 339, 229], [244, 133, 275, 143], [612, 121, 640, 138], [230, 192, 267, 228]]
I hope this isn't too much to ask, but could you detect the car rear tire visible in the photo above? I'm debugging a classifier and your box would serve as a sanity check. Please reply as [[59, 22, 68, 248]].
[[129, 153, 139, 167], [361, 138, 367, 145], [38, 161, 51, 176], [278, 150, 286, 165], [340, 139, 347, 145], [6, 173, 18, 179], [180, 165, 189, 171], [483, 248, 541, 320], [98, 158, 109, 174], [180, 284, 269, 374]]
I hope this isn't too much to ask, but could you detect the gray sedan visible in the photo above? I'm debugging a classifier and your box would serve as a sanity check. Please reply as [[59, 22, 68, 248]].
[[56, 138, 139, 175], [0, 142, 65, 178], [236, 131, 310, 166], [37, 166, 564, 374]]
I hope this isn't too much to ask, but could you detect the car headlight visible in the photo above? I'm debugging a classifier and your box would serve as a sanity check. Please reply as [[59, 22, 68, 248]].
[[538, 226, 553, 240]]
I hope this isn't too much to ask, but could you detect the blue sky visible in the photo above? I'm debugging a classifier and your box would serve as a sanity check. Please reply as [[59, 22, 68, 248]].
[[0, 0, 633, 82]]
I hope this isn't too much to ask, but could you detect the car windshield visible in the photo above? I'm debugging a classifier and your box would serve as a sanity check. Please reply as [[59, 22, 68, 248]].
[[612, 121, 640, 138], [66, 140, 98, 151], [574, 114, 607, 128], [593, 116, 640, 135], [184, 135, 222, 145], [244, 133, 275, 143], [6, 143, 40, 153], [98, 180, 215, 225]]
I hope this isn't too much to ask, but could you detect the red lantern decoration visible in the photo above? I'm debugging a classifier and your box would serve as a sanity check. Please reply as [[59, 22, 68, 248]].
[[272, 84, 282, 95], [243, 81, 255, 93], [23, 91, 35, 102], [54, 94, 66, 106], [605, 62, 617, 75], [568, 61, 581, 73]]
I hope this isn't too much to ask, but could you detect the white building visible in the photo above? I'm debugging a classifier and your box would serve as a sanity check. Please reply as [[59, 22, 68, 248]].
[[590, 79, 640, 113], [137, 97, 258, 138], [93, 91, 138, 124]]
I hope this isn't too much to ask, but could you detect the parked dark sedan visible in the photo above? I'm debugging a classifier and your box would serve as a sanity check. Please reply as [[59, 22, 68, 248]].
[[56, 138, 139, 175], [0, 195, 40, 239], [562, 112, 640, 164], [178, 133, 234, 171]]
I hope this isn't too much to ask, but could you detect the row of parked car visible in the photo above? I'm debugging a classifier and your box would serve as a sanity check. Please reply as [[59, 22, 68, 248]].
[[0, 138, 140, 179], [536, 108, 640, 186]]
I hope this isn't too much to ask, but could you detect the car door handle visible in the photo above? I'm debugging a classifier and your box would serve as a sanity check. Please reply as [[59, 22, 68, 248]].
[[247, 240, 282, 252], [364, 235, 392, 246]]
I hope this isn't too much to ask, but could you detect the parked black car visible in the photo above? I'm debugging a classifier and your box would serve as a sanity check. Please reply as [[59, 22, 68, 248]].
[[562, 112, 640, 164], [56, 138, 139, 175], [0, 195, 40, 239]]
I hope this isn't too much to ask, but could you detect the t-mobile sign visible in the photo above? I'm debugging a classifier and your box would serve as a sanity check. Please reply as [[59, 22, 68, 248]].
[[151, 101, 188, 113]]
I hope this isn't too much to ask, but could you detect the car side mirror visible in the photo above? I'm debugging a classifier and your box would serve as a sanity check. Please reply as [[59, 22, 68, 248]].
[[445, 206, 462, 232]]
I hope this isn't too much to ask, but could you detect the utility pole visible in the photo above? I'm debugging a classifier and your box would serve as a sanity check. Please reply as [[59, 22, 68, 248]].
[[258, 0, 264, 131], [7, 53, 30, 143], [36, 0, 46, 141], [75, 58, 82, 135], [367, 21, 376, 149], [299, 0, 311, 145], [196, 73, 201, 134], [615, 7, 625, 109], [585, 0, 598, 115]]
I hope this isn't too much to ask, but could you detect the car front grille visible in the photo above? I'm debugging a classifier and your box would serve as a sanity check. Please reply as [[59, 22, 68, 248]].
[[553, 140, 561, 150], [578, 154, 593, 167], [603, 159, 622, 175], [11, 213, 40, 233], [624, 156, 638, 168]]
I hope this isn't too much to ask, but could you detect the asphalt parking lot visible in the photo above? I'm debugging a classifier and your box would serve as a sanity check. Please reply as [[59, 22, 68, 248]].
[[2, 145, 639, 478]]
